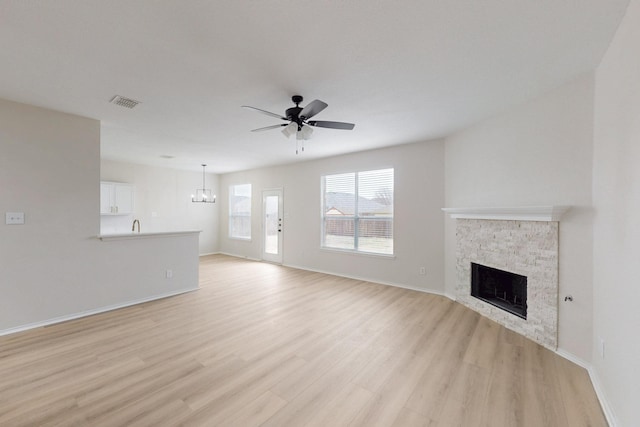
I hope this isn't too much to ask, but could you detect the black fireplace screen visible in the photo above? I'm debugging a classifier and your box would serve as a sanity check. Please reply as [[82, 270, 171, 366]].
[[471, 263, 527, 319]]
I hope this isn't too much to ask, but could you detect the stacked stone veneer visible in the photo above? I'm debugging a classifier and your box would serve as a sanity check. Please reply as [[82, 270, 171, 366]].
[[456, 219, 559, 350]]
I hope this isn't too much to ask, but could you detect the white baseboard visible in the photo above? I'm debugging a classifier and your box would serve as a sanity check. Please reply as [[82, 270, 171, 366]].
[[554, 349, 616, 426], [215, 253, 448, 297], [282, 261, 448, 298], [217, 251, 261, 262], [554, 348, 590, 370], [199, 251, 220, 257], [0, 287, 198, 337], [587, 366, 617, 427]]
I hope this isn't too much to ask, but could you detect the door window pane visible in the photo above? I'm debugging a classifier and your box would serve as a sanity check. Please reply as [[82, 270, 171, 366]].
[[264, 195, 278, 254]]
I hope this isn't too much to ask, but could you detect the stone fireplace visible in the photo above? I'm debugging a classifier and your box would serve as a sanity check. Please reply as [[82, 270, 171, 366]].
[[443, 206, 569, 351]]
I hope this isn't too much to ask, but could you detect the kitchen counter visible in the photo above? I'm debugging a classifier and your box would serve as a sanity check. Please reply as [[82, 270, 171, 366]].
[[97, 230, 201, 241]]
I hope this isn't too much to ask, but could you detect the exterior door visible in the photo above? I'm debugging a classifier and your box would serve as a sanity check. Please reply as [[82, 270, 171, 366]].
[[262, 189, 283, 263]]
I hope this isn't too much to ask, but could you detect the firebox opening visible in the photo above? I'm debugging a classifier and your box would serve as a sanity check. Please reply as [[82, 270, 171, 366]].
[[471, 263, 527, 319]]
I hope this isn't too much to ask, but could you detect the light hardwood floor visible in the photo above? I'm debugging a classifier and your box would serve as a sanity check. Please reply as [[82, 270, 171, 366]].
[[0, 255, 606, 426]]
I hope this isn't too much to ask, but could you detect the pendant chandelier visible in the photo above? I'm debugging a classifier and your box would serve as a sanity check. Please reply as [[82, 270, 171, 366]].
[[191, 164, 216, 203]]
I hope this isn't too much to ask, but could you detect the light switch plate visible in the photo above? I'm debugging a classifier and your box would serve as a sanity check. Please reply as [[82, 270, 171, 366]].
[[6, 212, 25, 225]]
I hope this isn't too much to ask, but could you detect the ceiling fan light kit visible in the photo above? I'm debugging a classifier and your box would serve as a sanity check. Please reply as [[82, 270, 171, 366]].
[[282, 122, 297, 138], [243, 95, 355, 153], [299, 125, 313, 140]]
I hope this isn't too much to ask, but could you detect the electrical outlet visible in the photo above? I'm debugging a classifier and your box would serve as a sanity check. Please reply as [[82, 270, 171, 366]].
[[5, 212, 25, 225], [419, 267, 426, 275], [166, 269, 173, 279], [600, 338, 605, 359]]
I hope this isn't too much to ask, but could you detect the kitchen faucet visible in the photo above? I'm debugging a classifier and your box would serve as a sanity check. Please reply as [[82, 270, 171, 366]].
[[132, 219, 140, 233]]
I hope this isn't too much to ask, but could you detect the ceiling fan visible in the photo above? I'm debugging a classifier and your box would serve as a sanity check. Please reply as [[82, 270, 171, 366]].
[[242, 95, 355, 153]]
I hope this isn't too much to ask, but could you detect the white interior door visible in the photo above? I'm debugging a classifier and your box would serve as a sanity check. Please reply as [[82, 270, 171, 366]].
[[262, 189, 283, 263]]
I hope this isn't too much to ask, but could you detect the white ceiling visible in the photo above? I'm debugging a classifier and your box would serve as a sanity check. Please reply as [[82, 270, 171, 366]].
[[0, 0, 629, 174]]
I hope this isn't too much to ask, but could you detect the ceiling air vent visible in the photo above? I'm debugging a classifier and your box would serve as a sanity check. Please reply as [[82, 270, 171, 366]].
[[110, 95, 140, 109]]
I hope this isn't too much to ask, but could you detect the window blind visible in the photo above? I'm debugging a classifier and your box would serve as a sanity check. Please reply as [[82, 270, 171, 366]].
[[229, 183, 252, 239], [322, 168, 394, 255]]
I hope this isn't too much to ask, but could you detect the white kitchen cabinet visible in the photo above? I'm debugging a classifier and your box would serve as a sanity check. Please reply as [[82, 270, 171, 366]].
[[100, 182, 134, 215]]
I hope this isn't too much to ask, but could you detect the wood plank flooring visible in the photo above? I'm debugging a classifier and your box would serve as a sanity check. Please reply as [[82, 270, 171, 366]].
[[0, 255, 607, 426]]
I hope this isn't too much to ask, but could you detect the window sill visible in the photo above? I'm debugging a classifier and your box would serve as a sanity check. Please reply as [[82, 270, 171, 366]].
[[320, 247, 396, 259]]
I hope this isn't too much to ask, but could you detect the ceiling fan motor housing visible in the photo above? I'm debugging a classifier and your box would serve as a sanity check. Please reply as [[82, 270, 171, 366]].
[[286, 106, 303, 122], [286, 96, 305, 129]]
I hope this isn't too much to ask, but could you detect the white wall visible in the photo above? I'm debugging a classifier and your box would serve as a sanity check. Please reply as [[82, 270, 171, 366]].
[[101, 160, 219, 255], [592, 0, 640, 424], [219, 141, 446, 293], [0, 98, 199, 334], [444, 74, 596, 362]]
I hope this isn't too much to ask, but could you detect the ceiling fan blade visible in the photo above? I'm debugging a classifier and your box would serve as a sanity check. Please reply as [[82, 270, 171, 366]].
[[251, 123, 288, 132], [299, 99, 328, 120], [242, 105, 287, 121], [307, 120, 355, 130]]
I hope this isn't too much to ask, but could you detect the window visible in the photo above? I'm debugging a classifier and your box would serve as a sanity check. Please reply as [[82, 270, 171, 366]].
[[229, 184, 251, 239], [322, 168, 394, 255]]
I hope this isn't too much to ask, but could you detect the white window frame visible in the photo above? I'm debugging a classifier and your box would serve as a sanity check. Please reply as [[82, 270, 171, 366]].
[[229, 183, 252, 240], [321, 168, 394, 256]]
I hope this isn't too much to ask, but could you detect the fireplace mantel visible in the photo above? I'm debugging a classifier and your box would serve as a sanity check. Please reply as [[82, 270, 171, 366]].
[[442, 206, 570, 222]]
